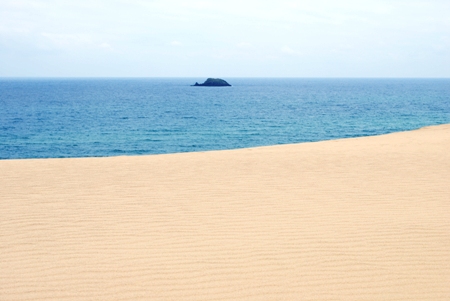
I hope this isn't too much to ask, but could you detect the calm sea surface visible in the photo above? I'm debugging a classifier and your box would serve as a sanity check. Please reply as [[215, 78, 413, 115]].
[[1, 78, 449, 159]]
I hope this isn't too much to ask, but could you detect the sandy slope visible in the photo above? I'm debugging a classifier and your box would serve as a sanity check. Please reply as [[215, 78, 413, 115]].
[[1, 124, 449, 301]]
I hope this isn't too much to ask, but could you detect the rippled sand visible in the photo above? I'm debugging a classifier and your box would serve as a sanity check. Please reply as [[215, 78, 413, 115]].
[[1, 124, 449, 300]]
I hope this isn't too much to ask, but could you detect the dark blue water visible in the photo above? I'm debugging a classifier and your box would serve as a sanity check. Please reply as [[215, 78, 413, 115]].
[[1, 78, 449, 159]]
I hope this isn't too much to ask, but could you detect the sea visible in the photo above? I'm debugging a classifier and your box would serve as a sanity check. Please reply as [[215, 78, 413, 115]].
[[1, 78, 449, 160]]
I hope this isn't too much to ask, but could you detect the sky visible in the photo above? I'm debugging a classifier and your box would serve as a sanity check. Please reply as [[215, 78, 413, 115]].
[[1, 0, 449, 77]]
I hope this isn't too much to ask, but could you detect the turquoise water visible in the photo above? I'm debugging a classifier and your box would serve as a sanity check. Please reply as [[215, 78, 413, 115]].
[[1, 78, 449, 159]]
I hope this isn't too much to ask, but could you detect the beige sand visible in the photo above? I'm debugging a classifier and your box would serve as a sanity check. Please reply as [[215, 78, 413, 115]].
[[1, 124, 449, 301]]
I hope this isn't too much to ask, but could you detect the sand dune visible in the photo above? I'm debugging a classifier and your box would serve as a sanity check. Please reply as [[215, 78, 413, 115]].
[[1, 124, 450, 301]]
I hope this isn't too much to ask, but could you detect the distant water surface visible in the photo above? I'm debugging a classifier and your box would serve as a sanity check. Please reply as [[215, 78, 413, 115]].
[[1, 78, 449, 159]]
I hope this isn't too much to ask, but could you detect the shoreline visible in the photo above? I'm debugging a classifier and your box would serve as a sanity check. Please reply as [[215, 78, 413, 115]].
[[2, 123, 449, 162], [1, 123, 449, 300]]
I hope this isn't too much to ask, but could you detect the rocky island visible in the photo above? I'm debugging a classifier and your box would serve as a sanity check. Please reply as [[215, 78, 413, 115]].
[[192, 78, 231, 87]]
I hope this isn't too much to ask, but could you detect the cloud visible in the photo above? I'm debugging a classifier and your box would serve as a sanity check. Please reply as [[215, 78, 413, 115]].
[[170, 40, 182, 46], [237, 42, 252, 49], [1, 0, 449, 77], [99, 42, 113, 50], [40, 32, 93, 49], [281, 46, 295, 54], [281, 45, 302, 56]]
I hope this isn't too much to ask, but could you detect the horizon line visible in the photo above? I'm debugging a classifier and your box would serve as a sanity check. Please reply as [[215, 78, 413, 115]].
[[1, 76, 449, 79]]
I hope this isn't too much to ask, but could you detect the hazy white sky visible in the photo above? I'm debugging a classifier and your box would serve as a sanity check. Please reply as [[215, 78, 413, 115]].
[[1, 0, 449, 77]]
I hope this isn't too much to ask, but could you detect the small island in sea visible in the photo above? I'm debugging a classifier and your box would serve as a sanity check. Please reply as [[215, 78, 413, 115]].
[[191, 78, 231, 87]]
